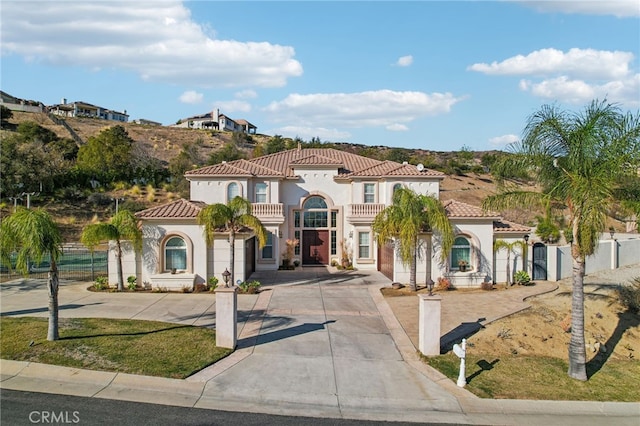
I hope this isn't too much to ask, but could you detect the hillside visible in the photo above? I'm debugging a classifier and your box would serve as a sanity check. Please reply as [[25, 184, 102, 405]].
[[3, 111, 544, 241]]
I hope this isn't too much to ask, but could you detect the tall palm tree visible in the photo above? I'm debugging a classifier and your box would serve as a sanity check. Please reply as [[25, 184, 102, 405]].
[[196, 196, 267, 286], [81, 209, 142, 291], [483, 100, 640, 380], [493, 239, 525, 286], [0, 207, 62, 340], [372, 187, 454, 291]]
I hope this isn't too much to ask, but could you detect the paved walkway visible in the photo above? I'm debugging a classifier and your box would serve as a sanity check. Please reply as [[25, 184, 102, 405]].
[[1, 267, 639, 424]]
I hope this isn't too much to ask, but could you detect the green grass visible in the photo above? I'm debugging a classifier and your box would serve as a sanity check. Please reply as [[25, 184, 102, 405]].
[[424, 353, 640, 401], [1, 317, 232, 379]]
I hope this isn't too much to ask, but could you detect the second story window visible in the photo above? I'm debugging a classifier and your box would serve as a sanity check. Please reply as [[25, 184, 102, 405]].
[[227, 182, 239, 201], [364, 183, 375, 203], [255, 183, 267, 203]]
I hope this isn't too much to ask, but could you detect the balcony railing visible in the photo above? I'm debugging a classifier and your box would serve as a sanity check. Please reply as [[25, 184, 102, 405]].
[[251, 203, 285, 223], [346, 204, 385, 222]]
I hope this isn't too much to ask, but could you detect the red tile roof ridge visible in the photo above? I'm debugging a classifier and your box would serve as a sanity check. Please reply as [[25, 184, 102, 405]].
[[444, 199, 501, 218], [135, 198, 206, 219]]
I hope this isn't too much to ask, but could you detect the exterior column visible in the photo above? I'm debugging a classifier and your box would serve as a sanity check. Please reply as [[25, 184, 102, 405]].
[[611, 239, 618, 270], [215, 286, 238, 349], [418, 294, 442, 356]]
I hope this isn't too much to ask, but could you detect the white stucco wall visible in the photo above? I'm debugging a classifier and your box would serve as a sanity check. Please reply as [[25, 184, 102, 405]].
[[492, 236, 526, 284], [436, 220, 495, 288], [138, 221, 207, 289]]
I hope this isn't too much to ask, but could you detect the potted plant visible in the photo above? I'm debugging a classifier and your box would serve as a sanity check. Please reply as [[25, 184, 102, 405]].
[[458, 259, 469, 272]]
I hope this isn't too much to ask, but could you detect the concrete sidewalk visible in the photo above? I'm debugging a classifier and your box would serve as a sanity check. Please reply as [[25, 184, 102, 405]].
[[1, 268, 639, 424]]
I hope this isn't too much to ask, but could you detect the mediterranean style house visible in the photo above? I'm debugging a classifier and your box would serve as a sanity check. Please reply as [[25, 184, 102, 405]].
[[49, 99, 129, 122], [113, 147, 529, 289], [173, 108, 257, 134]]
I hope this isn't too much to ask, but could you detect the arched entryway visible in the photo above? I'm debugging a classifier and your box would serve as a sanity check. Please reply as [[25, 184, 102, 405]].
[[294, 195, 339, 266]]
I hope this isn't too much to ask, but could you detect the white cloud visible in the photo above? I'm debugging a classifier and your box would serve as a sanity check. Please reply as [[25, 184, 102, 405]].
[[468, 48, 633, 80], [264, 90, 464, 128], [471, 48, 638, 107], [489, 134, 519, 148], [522, 0, 639, 18], [235, 89, 258, 99], [386, 124, 409, 131], [179, 90, 203, 104], [0, 1, 302, 88], [520, 74, 640, 107], [214, 100, 252, 113], [269, 126, 351, 142], [396, 55, 413, 67]]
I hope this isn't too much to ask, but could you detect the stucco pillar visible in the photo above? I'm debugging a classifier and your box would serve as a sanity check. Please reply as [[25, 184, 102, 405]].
[[215, 286, 238, 349], [418, 294, 442, 356]]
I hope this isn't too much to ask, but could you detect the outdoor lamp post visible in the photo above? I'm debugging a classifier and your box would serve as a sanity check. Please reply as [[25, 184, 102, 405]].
[[427, 279, 434, 296], [222, 268, 231, 287], [523, 234, 530, 273]]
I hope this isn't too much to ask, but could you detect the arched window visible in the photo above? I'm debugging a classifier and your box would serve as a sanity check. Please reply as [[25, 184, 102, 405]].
[[303, 196, 327, 209], [227, 182, 239, 201], [451, 236, 471, 270], [393, 183, 403, 193], [165, 236, 187, 271], [302, 196, 328, 227]]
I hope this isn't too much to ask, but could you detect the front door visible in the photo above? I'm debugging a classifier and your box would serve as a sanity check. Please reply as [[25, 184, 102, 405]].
[[302, 230, 329, 265], [378, 241, 394, 280]]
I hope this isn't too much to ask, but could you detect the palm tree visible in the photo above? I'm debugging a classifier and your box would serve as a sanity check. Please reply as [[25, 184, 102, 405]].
[[483, 100, 640, 380], [0, 207, 62, 340], [81, 209, 142, 291], [372, 187, 454, 291], [196, 196, 267, 286], [493, 239, 525, 286]]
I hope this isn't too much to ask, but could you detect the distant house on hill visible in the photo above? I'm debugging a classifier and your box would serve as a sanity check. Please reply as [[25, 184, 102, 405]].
[[132, 118, 162, 126], [0, 90, 44, 113], [173, 108, 257, 134], [48, 98, 129, 122]]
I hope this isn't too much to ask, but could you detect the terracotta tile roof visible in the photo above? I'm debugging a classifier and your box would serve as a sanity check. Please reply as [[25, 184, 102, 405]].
[[288, 153, 345, 167], [348, 161, 444, 178], [185, 159, 284, 178], [443, 199, 500, 218], [185, 148, 442, 180], [136, 199, 206, 219], [493, 219, 531, 233]]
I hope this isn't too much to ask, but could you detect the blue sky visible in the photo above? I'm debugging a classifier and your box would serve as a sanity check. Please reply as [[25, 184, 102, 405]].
[[1, 1, 638, 152]]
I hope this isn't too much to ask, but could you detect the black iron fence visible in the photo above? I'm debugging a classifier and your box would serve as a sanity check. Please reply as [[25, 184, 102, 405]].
[[0, 243, 107, 283]]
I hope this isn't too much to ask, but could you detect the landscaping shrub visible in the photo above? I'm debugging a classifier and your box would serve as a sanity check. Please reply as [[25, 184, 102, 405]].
[[436, 277, 451, 291], [480, 282, 493, 291], [615, 277, 640, 313], [94, 276, 108, 291], [238, 280, 261, 294], [514, 271, 531, 286], [127, 275, 137, 290]]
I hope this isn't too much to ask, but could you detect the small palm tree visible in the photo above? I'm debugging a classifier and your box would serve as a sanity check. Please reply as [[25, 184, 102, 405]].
[[0, 208, 62, 340], [81, 210, 142, 291], [372, 187, 454, 291], [493, 239, 525, 286], [197, 196, 267, 286], [483, 99, 640, 380]]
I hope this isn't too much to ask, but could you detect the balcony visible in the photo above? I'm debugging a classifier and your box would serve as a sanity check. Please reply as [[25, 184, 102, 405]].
[[346, 203, 385, 223], [251, 203, 285, 224]]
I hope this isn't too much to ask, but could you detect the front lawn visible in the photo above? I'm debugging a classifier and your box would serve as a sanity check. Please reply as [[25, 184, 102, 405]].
[[424, 353, 640, 401], [0, 317, 232, 379]]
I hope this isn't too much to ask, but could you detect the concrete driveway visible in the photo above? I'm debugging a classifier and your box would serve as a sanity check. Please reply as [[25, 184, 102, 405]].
[[2, 267, 638, 424]]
